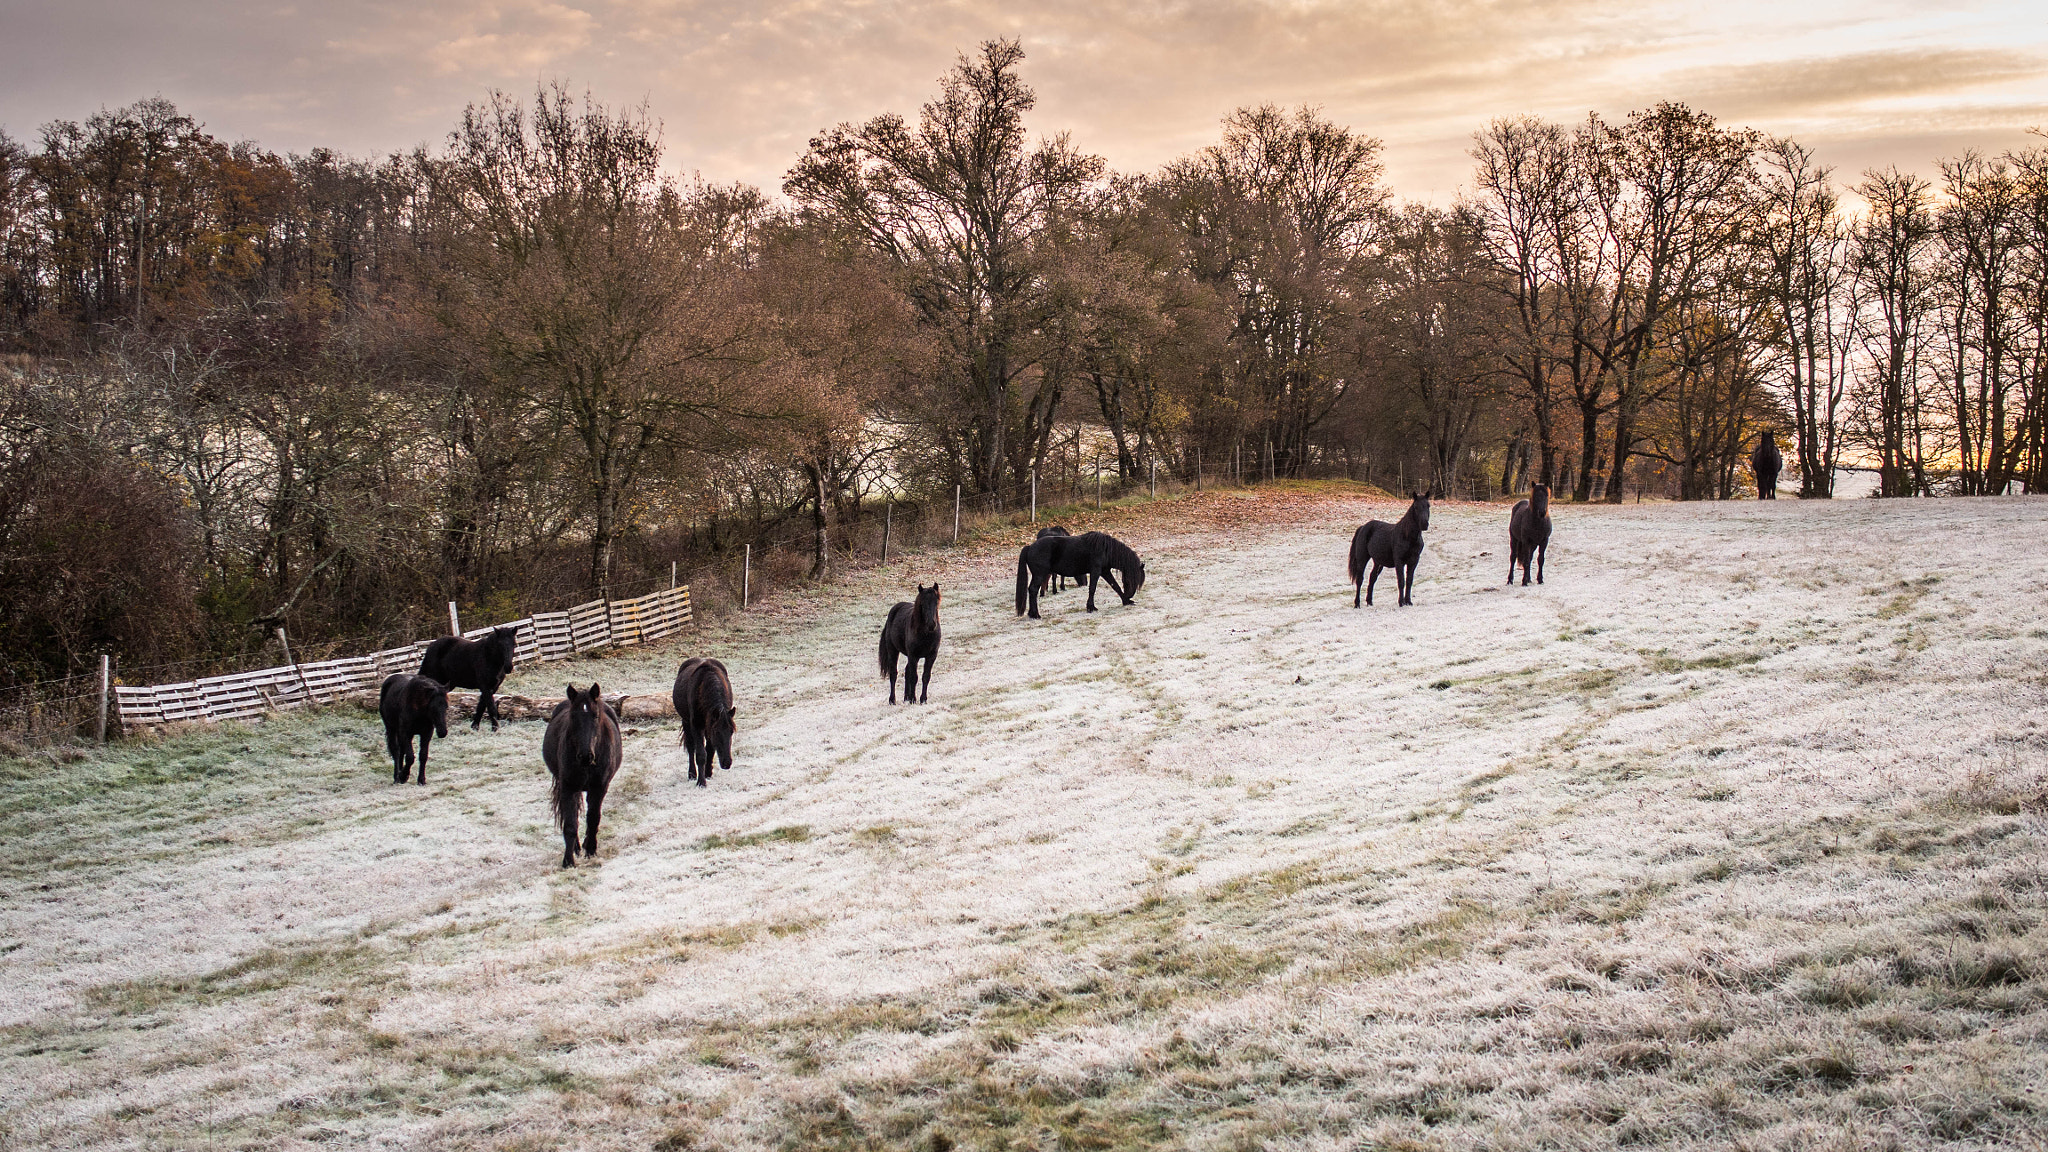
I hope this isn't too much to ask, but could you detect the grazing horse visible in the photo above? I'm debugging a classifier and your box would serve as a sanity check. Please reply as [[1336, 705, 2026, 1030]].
[[879, 584, 942, 704], [542, 683, 622, 868], [672, 657, 737, 786], [378, 673, 449, 785], [1036, 526, 1072, 592], [1015, 531, 1146, 618], [1507, 483, 1553, 586], [1751, 432, 1782, 499], [1349, 492, 1431, 607], [418, 626, 520, 731]]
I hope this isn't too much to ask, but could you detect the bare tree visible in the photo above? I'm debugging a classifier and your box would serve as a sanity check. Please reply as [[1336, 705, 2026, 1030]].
[[1852, 168, 1939, 497], [785, 40, 1103, 495], [1757, 138, 1855, 496]]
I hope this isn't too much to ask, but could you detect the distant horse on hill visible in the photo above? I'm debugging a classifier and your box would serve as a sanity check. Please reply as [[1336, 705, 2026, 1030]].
[[1507, 483, 1552, 586], [880, 583, 942, 704], [1751, 432, 1782, 499], [419, 626, 519, 731], [1036, 526, 1072, 592], [379, 673, 448, 785], [1349, 492, 1430, 607], [543, 682, 622, 868], [672, 657, 737, 786], [1016, 531, 1146, 618]]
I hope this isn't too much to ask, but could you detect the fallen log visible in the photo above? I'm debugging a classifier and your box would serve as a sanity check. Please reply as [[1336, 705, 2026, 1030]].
[[349, 690, 672, 723]]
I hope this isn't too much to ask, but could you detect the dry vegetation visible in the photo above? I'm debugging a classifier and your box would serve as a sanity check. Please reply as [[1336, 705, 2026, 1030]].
[[3, 485, 2046, 1151]]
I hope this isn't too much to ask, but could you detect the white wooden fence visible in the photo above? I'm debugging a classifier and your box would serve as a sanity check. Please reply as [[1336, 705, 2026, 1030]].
[[114, 585, 692, 729]]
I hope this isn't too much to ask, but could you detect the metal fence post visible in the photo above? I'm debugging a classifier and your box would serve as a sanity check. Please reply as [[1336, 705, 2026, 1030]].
[[1196, 447, 1202, 492], [743, 544, 751, 609], [671, 560, 677, 590], [1150, 461, 1156, 499], [97, 654, 110, 744], [882, 500, 892, 564], [1095, 461, 1102, 510], [1031, 469, 1037, 522], [953, 484, 961, 543], [448, 601, 460, 636]]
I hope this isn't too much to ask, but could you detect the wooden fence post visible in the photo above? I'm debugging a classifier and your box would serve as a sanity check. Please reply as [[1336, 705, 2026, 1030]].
[[448, 601, 460, 636], [953, 484, 961, 543], [96, 654, 110, 744], [1095, 461, 1102, 510], [671, 560, 677, 590], [882, 501, 892, 565], [743, 544, 751, 609], [1150, 461, 1156, 499], [1196, 447, 1202, 492], [278, 626, 316, 707], [1030, 470, 1037, 522]]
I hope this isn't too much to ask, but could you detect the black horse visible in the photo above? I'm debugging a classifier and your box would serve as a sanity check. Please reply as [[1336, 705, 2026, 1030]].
[[543, 683, 622, 868], [378, 673, 449, 785], [1036, 526, 1072, 592], [1507, 483, 1552, 586], [880, 584, 942, 704], [418, 625, 520, 731], [672, 657, 737, 786], [1349, 492, 1430, 607], [1015, 531, 1146, 618], [1751, 431, 1782, 499]]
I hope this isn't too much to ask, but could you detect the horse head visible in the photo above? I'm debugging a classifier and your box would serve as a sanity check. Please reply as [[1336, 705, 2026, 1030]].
[[915, 583, 941, 630], [1127, 557, 1146, 598], [490, 626, 521, 674], [416, 677, 450, 739], [1409, 491, 1432, 533], [562, 682, 606, 769], [1530, 483, 1550, 514]]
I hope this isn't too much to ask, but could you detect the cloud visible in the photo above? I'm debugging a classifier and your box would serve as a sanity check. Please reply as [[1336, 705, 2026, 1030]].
[[1659, 47, 2046, 119], [0, 0, 2043, 203]]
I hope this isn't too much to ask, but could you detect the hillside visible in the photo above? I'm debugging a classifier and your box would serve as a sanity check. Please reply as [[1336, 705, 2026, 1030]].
[[3, 486, 2045, 1150]]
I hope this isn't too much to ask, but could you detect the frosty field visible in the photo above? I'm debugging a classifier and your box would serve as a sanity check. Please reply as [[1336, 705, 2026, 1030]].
[[3, 486, 2045, 1151]]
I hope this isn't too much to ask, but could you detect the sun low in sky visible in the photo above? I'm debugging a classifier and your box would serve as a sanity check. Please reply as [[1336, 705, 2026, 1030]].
[[2, 0, 2042, 199]]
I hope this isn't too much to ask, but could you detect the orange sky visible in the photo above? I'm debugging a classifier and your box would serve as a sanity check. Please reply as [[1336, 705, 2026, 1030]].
[[1, 0, 2042, 202]]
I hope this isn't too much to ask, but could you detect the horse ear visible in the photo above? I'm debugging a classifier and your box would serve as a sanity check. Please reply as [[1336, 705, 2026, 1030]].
[[588, 682, 602, 699], [565, 682, 578, 700]]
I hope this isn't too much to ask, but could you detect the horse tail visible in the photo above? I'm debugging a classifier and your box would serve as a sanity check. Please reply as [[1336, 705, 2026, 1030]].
[[879, 605, 901, 677], [1347, 529, 1366, 585], [549, 752, 577, 824], [1015, 549, 1031, 616]]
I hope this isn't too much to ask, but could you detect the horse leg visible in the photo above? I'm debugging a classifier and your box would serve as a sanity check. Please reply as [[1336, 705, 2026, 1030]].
[[885, 648, 900, 704], [918, 653, 935, 703], [469, 690, 486, 731], [1536, 542, 1546, 584], [484, 684, 500, 732], [416, 731, 429, 785], [1366, 562, 1382, 606], [1028, 573, 1044, 619], [1102, 571, 1128, 604], [1085, 571, 1100, 612], [388, 728, 407, 783], [560, 795, 580, 868], [1400, 563, 1413, 606], [1507, 545, 1518, 586], [583, 783, 607, 859]]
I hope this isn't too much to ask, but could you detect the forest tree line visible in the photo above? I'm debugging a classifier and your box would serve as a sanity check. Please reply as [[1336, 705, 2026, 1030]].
[[3, 40, 2046, 687]]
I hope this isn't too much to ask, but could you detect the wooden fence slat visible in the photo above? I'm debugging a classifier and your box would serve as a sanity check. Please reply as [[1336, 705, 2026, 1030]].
[[120, 586, 689, 727]]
